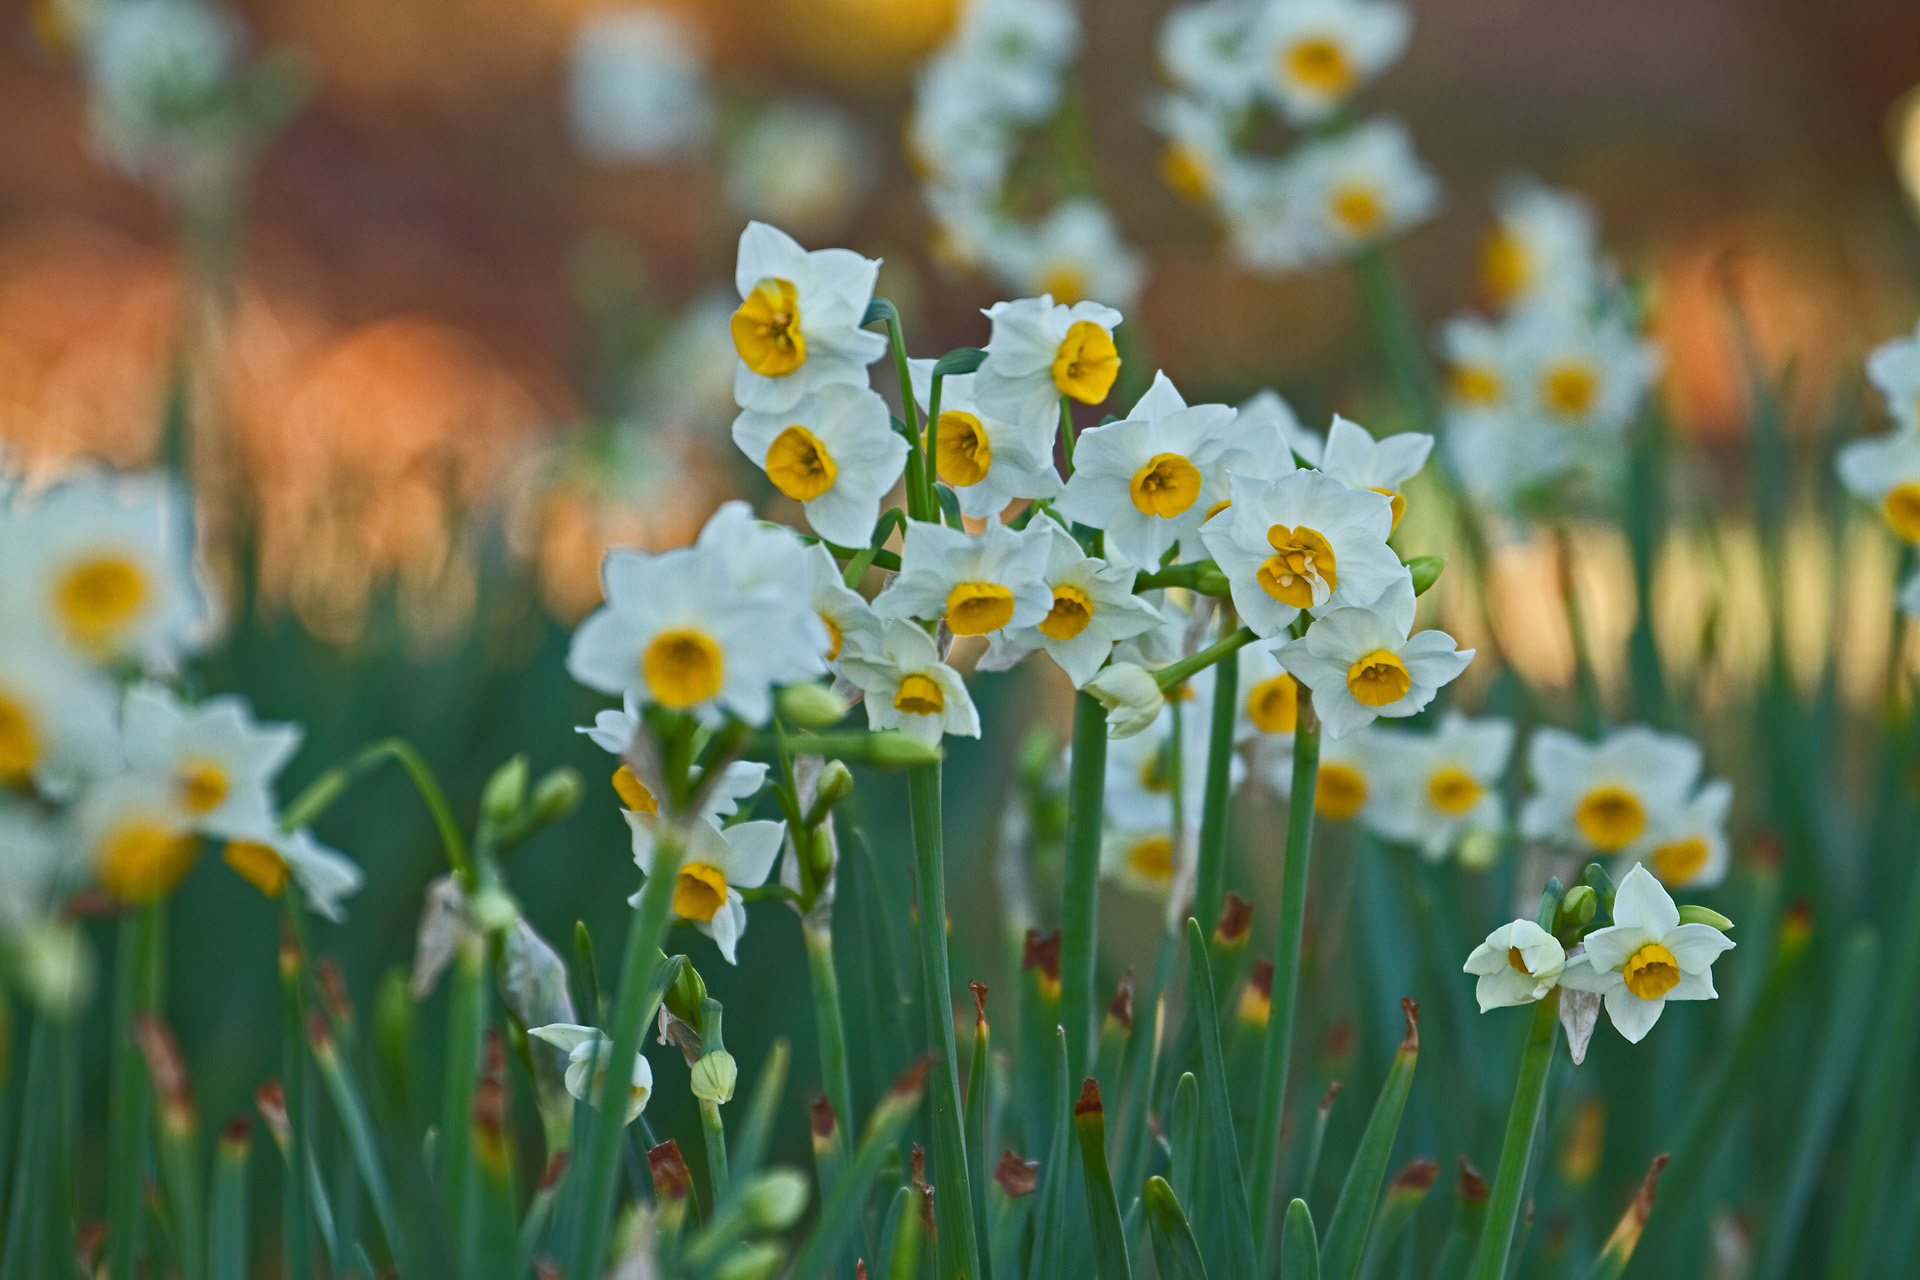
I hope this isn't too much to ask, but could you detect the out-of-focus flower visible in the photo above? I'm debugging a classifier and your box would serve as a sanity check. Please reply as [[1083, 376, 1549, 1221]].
[[805, 543, 885, 665], [1519, 726, 1701, 862], [733, 385, 906, 548], [82, 0, 244, 184], [1866, 319, 1920, 434], [1158, 0, 1266, 109], [974, 296, 1126, 429], [1084, 662, 1164, 740], [723, 102, 876, 241], [908, 361, 1062, 519], [1102, 826, 1181, 896], [982, 521, 1164, 687], [986, 201, 1147, 310], [528, 1023, 653, 1124], [1251, 0, 1411, 125], [1463, 919, 1565, 1011], [568, 6, 712, 165], [1229, 388, 1323, 473], [1270, 725, 1382, 821], [627, 784, 784, 965], [1367, 712, 1513, 860], [1480, 179, 1600, 313], [77, 771, 197, 904], [1273, 577, 1473, 740], [1103, 667, 1242, 825], [1631, 778, 1733, 892], [1837, 429, 1920, 543], [120, 683, 300, 842], [1314, 415, 1433, 532], [221, 828, 363, 922], [729, 222, 888, 416], [0, 642, 122, 799], [1505, 304, 1661, 435], [1560, 865, 1733, 1044], [1232, 120, 1439, 273], [834, 621, 980, 746], [872, 518, 1052, 640]]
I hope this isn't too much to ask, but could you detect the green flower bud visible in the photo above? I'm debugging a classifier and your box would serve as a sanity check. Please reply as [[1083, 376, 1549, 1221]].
[[865, 730, 943, 768], [742, 1167, 810, 1231], [1455, 828, 1502, 872], [690, 1049, 738, 1105], [480, 755, 529, 828], [814, 759, 855, 811], [1406, 555, 1446, 596], [1678, 904, 1734, 931], [1558, 884, 1597, 931], [777, 682, 851, 729], [470, 884, 520, 933], [529, 767, 585, 825], [664, 956, 707, 1028], [713, 1242, 784, 1280]]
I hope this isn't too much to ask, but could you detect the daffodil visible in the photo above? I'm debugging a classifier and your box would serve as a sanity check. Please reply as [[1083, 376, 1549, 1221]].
[[1103, 669, 1243, 828], [731, 384, 909, 548], [1084, 661, 1165, 739], [81, 0, 242, 184], [907, 361, 1062, 520], [1478, 178, 1600, 313], [1866, 318, 1920, 434], [1463, 920, 1566, 1012], [1237, 646, 1301, 743], [1506, 303, 1660, 434], [979, 521, 1164, 686], [1235, 120, 1437, 271], [1102, 826, 1184, 896], [1252, 0, 1411, 125], [805, 543, 885, 665], [722, 101, 875, 241], [1272, 577, 1473, 740], [1314, 415, 1433, 533], [120, 683, 302, 842], [692, 503, 840, 681], [221, 828, 364, 922], [0, 804, 71, 939], [527, 1024, 653, 1124], [1837, 429, 1920, 544], [1229, 388, 1322, 471], [973, 296, 1126, 430], [833, 621, 980, 746], [628, 796, 784, 964], [1629, 778, 1732, 892], [1199, 468, 1405, 638], [1440, 315, 1513, 412], [1368, 712, 1514, 859], [729, 222, 889, 415], [872, 518, 1053, 640], [935, 0, 1078, 122], [1558, 865, 1734, 1043], [1055, 372, 1241, 566], [989, 199, 1146, 309], [76, 772, 198, 904], [1518, 726, 1701, 862], [1158, 0, 1266, 108], [0, 642, 122, 800]]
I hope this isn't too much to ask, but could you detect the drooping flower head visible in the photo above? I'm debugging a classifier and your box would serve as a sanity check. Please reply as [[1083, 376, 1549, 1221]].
[[528, 1023, 653, 1124], [1464, 919, 1566, 1012]]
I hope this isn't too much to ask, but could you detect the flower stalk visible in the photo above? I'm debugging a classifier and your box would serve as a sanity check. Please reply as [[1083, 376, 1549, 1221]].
[[1060, 689, 1108, 1083], [1467, 990, 1562, 1280]]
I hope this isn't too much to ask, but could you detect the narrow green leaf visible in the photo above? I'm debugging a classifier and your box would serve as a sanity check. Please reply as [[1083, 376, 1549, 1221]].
[[1431, 1160, 1489, 1280], [863, 297, 900, 328], [874, 1183, 909, 1280], [1356, 1160, 1437, 1280], [1583, 1154, 1669, 1280], [1169, 1072, 1201, 1211], [309, 1016, 413, 1278], [1282, 1198, 1322, 1280], [966, 983, 995, 1280], [1073, 1079, 1133, 1280], [1184, 918, 1259, 1280], [1319, 1000, 1421, 1280], [1144, 1177, 1209, 1280], [731, 1037, 790, 1183], [786, 1058, 931, 1279], [209, 1120, 252, 1280], [933, 347, 988, 376], [1297, 1083, 1342, 1206], [1030, 1028, 1073, 1279]]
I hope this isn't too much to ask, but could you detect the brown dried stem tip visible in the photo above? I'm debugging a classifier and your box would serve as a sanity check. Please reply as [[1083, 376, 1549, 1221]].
[[1318, 1081, 1343, 1114], [1456, 1157, 1489, 1202], [1107, 970, 1134, 1033], [970, 980, 989, 1025], [1075, 1077, 1104, 1118], [1213, 892, 1254, 947], [648, 1140, 693, 1202], [1391, 1158, 1440, 1192], [1022, 929, 1062, 985], [1399, 997, 1420, 1053], [809, 1095, 839, 1145]]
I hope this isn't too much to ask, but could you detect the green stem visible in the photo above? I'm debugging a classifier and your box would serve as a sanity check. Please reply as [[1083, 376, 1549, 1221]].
[[440, 935, 486, 1242], [280, 910, 316, 1280], [926, 375, 945, 517], [280, 738, 471, 883], [1060, 691, 1109, 1084], [906, 762, 983, 1280], [1155, 627, 1258, 692], [1192, 635, 1240, 930], [1250, 712, 1321, 1265], [106, 906, 163, 1280], [0, 1012, 48, 1280], [1554, 525, 1605, 736], [699, 1100, 730, 1203], [875, 307, 932, 524], [1059, 396, 1078, 476], [801, 917, 856, 1156], [1467, 993, 1561, 1280], [1349, 248, 1439, 433]]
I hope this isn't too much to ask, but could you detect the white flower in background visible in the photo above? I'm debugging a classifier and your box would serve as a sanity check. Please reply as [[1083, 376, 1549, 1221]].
[[1519, 726, 1702, 861], [1158, 0, 1265, 108], [691, 503, 837, 681], [1273, 577, 1473, 739], [723, 101, 875, 240], [973, 296, 1126, 429], [729, 222, 888, 415], [1084, 662, 1165, 739], [1367, 712, 1514, 859], [989, 200, 1146, 310], [76, 772, 197, 904], [1270, 725, 1383, 822], [1560, 865, 1734, 1043], [575, 692, 659, 812], [82, 0, 241, 181], [1440, 315, 1514, 412], [1442, 404, 1576, 515], [805, 543, 884, 664], [1102, 826, 1183, 896], [1252, 0, 1411, 125], [872, 519, 1052, 639], [1152, 95, 1238, 207], [1315, 415, 1433, 532], [627, 788, 783, 965], [1629, 778, 1733, 891], [1237, 646, 1300, 742], [942, 0, 1078, 122], [1104, 668, 1241, 827], [528, 1024, 653, 1124], [1866, 319, 1920, 435], [1463, 919, 1566, 1012], [910, 61, 1018, 197], [643, 291, 744, 432], [221, 828, 364, 922], [0, 805, 73, 938], [1236, 120, 1437, 272], [1480, 178, 1601, 313], [1056, 373, 1241, 566], [982, 521, 1163, 686], [1901, 568, 1920, 620], [731, 383, 908, 548], [908, 361, 1062, 519], [834, 622, 980, 746], [8, 473, 209, 672], [120, 683, 302, 842], [1200, 468, 1404, 638], [0, 643, 122, 799], [568, 6, 711, 165], [1506, 304, 1660, 434], [1836, 429, 1920, 544], [1228, 388, 1322, 473]]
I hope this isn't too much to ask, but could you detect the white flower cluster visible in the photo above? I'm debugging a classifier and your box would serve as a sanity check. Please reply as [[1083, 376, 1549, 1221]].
[[1437, 180, 1663, 516], [0, 469, 359, 1012], [909, 0, 1145, 307], [1151, 0, 1437, 273], [1837, 320, 1920, 617]]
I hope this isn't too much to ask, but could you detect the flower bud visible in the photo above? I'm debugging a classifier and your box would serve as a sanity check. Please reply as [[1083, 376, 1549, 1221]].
[[664, 956, 708, 1028], [777, 682, 851, 729], [470, 884, 521, 934], [691, 1049, 738, 1105], [713, 1242, 784, 1280], [1557, 885, 1597, 932], [1407, 555, 1446, 596], [1456, 827, 1501, 872], [742, 1167, 810, 1231], [14, 921, 95, 1018], [481, 755, 530, 829], [1087, 663, 1164, 739], [529, 767, 585, 825], [1677, 904, 1734, 931], [814, 760, 855, 811], [866, 730, 944, 768]]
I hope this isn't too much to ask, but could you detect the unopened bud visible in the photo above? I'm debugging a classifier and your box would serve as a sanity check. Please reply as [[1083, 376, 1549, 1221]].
[[691, 1050, 738, 1105], [1456, 827, 1501, 872], [1087, 663, 1164, 739], [713, 1242, 784, 1280], [778, 682, 851, 729], [1406, 555, 1446, 596], [866, 730, 943, 767], [482, 755, 530, 828], [529, 768, 585, 825], [665, 956, 707, 1027], [814, 760, 855, 811], [1677, 904, 1734, 931], [1558, 885, 1597, 932], [742, 1167, 810, 1231], [14, 920, 95, 1018], [469, 884, 520, 934]]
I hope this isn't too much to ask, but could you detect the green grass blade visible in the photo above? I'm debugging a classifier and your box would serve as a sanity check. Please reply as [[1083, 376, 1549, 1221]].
[[732, 1037, 790, 1183], [1281, 1198, 1322, 1280], [1144, 1176, 1208, 1280], [1060, 691, 1109, 1084], [1184, 918, 1258, 1280], [1431, 1160, 1489, 1280], [309, 1015, 412, 1278], [1074, 1079, 1133, 1280], [966, 983, 995, 1280], [1582, 1155, 1669, 1280], [209, 1120, 252, 1280], [1356, 1160, 1436, 1280], [1169, 1071, 1201, 1211], [1320, 1000, 1421, 1280], [1030, 1027, 1073, 1279]]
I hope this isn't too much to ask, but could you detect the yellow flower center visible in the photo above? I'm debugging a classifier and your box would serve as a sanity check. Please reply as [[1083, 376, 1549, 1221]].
[[0, 693, 39, 785], [1649, 836, 1709, 887], [1427, 765, 1484, 816], [894, 673, 946, 716], [57, 555, 148, 652], [672, 862, 729, 922], [1449, 363, 1503, 407], [612, 765, 657, 814], [1124, 834, 1175, 886], [946, 582, 1016, 636], [1284, 35, 1355, 96], [1315, 762, 1368, 820], [1541, 362, 1598, 418], [765, 425, 837, 502], [1203, 497, 1232, 522], [820, 612, 844, 661], [1159, 143, 1211, 203], [1330, 184, 1385, 237], [223, 840, 289, 899], [1258, 524, 1337, 608], [1128, 452, 1202, 518], [642, 629, 725, 710], [1622, 943, 1680, 1001], [178, 761, 229, 816], [730, 277, 806, 377], [1041, 266, 1085, 306], [928, 411, 992, 487], [1038, 585, 1093, 640], [1370, 487, 1407, 532], [1346, 649, 1411, 707], [1574, 785, 1646, 852], [1480, 228, 1530, 306], [96, 820, 199, 904], [1137, 743, 1173, 794], [1883, 482, 1920, 542], [1246, 673, 1298, 735], [1507, 945, 1532, 973], [1050, 320, 1121, 404]]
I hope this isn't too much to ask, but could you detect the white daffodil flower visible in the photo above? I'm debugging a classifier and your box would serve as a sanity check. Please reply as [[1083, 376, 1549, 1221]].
[[1559, 865, 1734, 1043], [1628, 778, 1733, 892], [567, 6, 711, 165], [908, 361, 1062, 519], [804, 543, 885, 665], [1368, 713, 1515, 860], [1463, 919, 1567, 1012], [1227, 388, 1320, 473], [1083, 661, 1165, 740], [1440, 315, 1514, 412], [7, 472, 209, 672], [567, 543, 825, 728], [1519, 726, 1702, 862], [221, 828, 365, 922], [1315, 415, 1433, 533], [1158, 0, 1265, 107], [722, 101, 875, 241], [1152, 94, 1239, 207], [873, 518, 1053, 640], [528, 1024, 653, 1124], [939, 0, 1078, 121], [1101, 825, 1183, 897], [1199, 468, 1404, 638], [693, 504, 840, 684], [989, 199, 1146, 310], [1056, 372, 1242, 566], [627, 802, 784, 965], [1237, 646, 1301, 743], [1866, 318, 1920, 435], [120, 683, 302, 842], [1252, 0, 1411, 125], [1235, 119, 1436, 271], [1480, 178, 1601, 313], [1442, 402, 1578, 515], [981, 521, 1163, 686], [834, 621, 980, 747], [1837, 429, 1920, 544], [732, 383, 909, 548], [1270, 725, 1383, 822], [0, 641, 122, 800], [76, 772, 198, 905], [1273, 577, 1473, 740], [973, 296, 1126, 430], [729, 221, 888, 415], [1506, 303, 1660, 435]]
